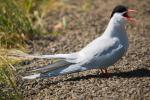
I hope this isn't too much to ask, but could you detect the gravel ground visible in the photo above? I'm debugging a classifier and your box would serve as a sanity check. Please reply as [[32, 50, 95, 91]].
[[17, 0, 150, 100]]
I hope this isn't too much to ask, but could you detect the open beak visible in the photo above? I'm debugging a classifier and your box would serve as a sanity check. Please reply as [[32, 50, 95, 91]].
[[124, 9, 137, 24]]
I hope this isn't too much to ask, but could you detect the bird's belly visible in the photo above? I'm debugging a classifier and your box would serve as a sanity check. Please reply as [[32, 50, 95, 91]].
[[84, 47, 127, 69]]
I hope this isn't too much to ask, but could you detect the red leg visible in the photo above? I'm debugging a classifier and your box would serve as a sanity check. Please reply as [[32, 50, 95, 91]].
[[104, 68, 108, 74], [100, 68, 108, 74], [100, 68, 109, 77], [104, 68, 110, 77], [100, 69, 105, 74]]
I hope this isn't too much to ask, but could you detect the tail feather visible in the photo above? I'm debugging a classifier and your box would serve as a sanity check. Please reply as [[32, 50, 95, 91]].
[[23, 66, 70, 79], [23, 54, 69, 59], [14, 53, 78, 60], [23, 60, 73, 79], [22, 64, 86, 79], [31, 60, 72, 73], [22, 73, 41, 79]]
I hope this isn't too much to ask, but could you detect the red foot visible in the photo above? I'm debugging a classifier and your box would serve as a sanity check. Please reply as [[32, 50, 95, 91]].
[[100, 68, 109, 77]]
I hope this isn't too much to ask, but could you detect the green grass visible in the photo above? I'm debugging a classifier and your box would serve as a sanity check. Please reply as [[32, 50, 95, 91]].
[[0, 0, 42, 48], [0, 0, 48, 99], [0, 52, 23, 100], [0, 0, 89, 99], [0, 0, 69, 48], [0, 0, 71, 99]]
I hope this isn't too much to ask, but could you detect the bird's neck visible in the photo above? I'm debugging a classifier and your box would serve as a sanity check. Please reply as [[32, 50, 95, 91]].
[[102, 18, 127, 38]]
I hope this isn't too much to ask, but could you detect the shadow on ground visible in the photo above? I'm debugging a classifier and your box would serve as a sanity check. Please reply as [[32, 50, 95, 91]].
[[66, 68, 150, 82], [43, 68, 150, 87]]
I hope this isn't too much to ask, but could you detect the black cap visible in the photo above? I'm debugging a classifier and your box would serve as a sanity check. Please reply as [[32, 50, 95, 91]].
[[110, 5, 128, 18]]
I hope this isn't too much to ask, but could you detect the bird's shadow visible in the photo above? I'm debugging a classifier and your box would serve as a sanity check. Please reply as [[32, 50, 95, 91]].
[[39, 68, 150, 89], [65, 68, 150, 82], [48, 68, 150, 84]]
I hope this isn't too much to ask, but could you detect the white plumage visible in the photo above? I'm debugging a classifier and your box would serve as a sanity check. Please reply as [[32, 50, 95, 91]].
[[19, 5, 136, 79]]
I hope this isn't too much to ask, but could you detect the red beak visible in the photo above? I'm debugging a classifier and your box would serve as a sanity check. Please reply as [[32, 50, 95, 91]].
[[125, 9, 137, 24], [128, 9, 137, 13]]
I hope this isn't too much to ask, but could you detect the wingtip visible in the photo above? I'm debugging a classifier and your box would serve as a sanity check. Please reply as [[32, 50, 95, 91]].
[[22, 73, 41, 80]]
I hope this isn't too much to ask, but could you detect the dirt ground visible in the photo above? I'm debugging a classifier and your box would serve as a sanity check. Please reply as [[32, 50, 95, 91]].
[[17, 0, 150, 100]]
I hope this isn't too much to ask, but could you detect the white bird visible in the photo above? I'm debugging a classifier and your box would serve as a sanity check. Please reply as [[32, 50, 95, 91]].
[[22, 5, 136, 79]]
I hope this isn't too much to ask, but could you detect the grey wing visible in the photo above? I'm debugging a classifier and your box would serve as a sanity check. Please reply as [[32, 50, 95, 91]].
[[25, 53, 79, 73], [79, 38, 124, 67], [30, 60, 73, 73]]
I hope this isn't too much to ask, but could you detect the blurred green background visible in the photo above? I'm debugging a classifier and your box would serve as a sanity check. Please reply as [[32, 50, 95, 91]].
[[0, 0, 71, 99]]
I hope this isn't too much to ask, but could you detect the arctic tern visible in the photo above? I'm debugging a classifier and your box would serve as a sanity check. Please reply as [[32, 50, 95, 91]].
[[20, 5, 136, 79]]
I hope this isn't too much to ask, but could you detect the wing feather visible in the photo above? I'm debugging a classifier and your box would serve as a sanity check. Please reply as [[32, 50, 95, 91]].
[[30, 60, 73, 73]]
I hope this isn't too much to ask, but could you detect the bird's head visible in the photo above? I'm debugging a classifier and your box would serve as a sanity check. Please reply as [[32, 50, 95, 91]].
[[110, 5, 136, 24]]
